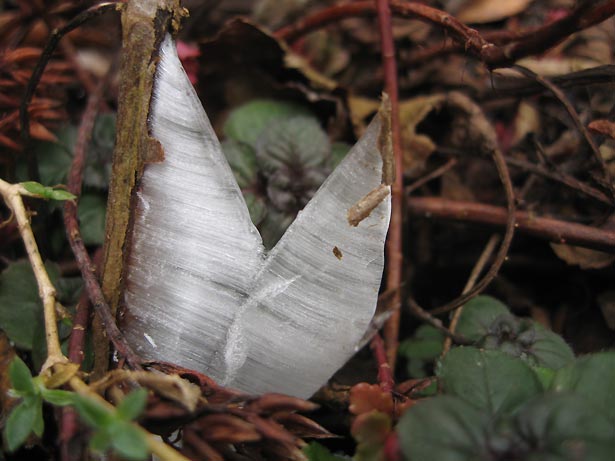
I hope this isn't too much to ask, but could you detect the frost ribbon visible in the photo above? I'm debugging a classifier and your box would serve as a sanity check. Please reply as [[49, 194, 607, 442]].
[[122, 34, 391, 398]]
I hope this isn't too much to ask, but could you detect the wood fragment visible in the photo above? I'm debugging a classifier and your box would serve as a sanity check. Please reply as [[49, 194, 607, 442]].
[[347, 184, 391, 227]]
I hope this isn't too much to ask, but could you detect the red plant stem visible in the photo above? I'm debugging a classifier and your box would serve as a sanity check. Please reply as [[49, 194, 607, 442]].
[[277, 2, 485, 51], [407, 196, 615, 253], [370, 333, 394, 393], [276, 0, 615, 69], [375, 0, 404, 370]]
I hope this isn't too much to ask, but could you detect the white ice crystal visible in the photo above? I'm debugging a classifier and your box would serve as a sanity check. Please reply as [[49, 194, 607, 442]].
[[122, 34, 391, 398]]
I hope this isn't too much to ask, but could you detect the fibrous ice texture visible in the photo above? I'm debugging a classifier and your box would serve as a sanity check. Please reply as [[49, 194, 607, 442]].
[[123, 34, 391, 398]]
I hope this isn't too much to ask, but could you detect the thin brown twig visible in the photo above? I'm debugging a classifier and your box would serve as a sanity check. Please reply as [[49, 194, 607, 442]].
[[19, 2, 118, 181], [406, 158, 458, 194], [506, 156, 612, 206], [410, 143, 516, 317], [407, 196, 615, 253], [406, 298, 470, 344], [375, 0, 405, 370], [441, 234, 501, 355], [275, 0, 615, 70], [512, 65, 615, 200], [62, 80, 142, 371], [276, 1, 487, 52]]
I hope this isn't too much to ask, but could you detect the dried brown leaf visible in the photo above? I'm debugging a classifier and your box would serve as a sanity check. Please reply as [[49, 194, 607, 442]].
[[456, 0, 532, 24], [550, 243, 615, 270], [272, 412, 334, 439], [589, 119, 615, 140], [197, 414, 261, 443], [246, 393, 318, 414]]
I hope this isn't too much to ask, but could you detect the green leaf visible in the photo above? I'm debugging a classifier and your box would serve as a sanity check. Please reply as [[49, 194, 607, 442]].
[[41, 389, 77, 406], [21, 182, 75, 201], [9, 356, 35, 395], [89, 430, 112, 453], [551, 352, 615, 426], [523, 323, 574, 369], [532, 366, 556, 390], [34, 125, 76, 185], [116, 388, 148, 421], [4, 400, 38, 451], [77, 194, 107, 245], [399, 325, 444, 378], [244, 192, 267, 226], [456, 296, 574, 369], [513, 394, 615, 460], [109, 422, 149, 460], [304, 442, 349, 461], [438, 348, 542, 415], [48, 189, 76, 201], [223, 99, 311, 147], [31, 400, 44, 437], [20, 181, 47, 196], [256, 115, 329, 174], [398, 395, 489, 461], [73, 395, 113, 428], [0, 260, 59, 349], [399, 325, 444, 360], [329, 142, 350, 169], [455, 295, 510, 342], [221, 139, 258, 188]]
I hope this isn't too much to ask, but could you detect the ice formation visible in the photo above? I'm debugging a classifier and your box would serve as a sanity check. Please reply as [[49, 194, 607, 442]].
[[122, 34, 391, 398]]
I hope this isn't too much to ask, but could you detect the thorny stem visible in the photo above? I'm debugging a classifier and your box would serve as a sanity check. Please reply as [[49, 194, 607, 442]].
[[375, 0, 405, 370], [442, 234, 501, 356], [0, 179, 66, 370], [407, 196, 615, 253]]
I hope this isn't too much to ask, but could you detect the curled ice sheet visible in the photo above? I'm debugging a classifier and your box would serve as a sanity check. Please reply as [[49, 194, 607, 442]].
[[122, 34, 391, 398]]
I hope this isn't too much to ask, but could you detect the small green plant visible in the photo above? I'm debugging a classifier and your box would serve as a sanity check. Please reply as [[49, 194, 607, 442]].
[[4, 356, 149, 460], [72, 388, 149, 460], [3, 356, 74, 451], [222, 98, 349, 248], [397, 296, 615, 461]]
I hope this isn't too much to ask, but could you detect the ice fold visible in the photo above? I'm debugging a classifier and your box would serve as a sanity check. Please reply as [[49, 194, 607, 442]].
[[123, 34, 391, 398]]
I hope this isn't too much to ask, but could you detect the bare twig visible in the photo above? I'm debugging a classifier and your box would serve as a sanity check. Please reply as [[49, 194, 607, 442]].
[[406, 158, 458, 194], [441, 234, 501, 355], [375, 0, 405, 369], [19, 2, 119, 181], [406, 299, 470, 344], [0, 180, 67, 370], [276, 0, 615, 70], [408, 134, 516, 316], [506, 156, 612, 206], [407, 196, 615, 253], [513, 65, 615, 199]]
